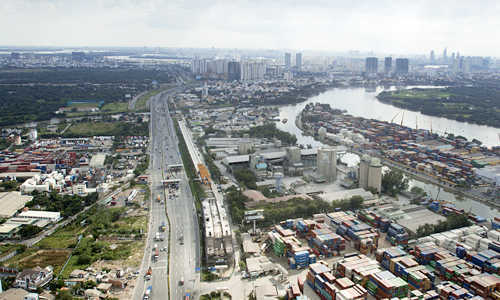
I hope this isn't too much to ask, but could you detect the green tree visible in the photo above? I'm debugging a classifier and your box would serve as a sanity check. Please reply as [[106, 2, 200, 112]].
[[382, 170, 409, 196], [234, 169, 257, 189], [349, 196, 364, 210], [18, 224, 42, 238]]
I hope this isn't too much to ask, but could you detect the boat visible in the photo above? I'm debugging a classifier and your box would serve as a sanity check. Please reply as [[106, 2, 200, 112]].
[[282, 118, 288, 124]]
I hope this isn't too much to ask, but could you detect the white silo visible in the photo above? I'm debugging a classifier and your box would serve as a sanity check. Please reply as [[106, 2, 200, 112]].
[[368, 157, 382, 193], [358, 154, 371, 189], [317, 147, 337, 182], [286, 146, 301, 164]]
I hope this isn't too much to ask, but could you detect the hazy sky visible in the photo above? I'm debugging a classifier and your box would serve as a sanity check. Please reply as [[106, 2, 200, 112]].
[[2, 0, 499, 56]]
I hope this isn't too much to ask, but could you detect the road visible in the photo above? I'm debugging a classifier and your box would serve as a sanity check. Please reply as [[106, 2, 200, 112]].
[[133, 87, 200, 300]]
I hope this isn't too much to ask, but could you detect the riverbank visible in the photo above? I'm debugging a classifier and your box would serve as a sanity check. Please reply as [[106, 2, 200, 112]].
[[377, 87, 500, 129], [293, 104, 499, 213]]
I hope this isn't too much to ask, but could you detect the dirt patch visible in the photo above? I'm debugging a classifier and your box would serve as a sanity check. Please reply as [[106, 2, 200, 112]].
[[16, 249, 71, 273]]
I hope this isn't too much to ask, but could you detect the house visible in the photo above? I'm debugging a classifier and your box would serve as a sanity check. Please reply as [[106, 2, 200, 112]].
[[84, 289, 103, 300], [96, 283, 112, 294], [14, 266, 53, 291], [69, 269, 88, 279]]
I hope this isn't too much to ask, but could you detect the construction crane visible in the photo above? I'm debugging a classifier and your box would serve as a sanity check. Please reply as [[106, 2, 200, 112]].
[[390, 112, 401, 124]]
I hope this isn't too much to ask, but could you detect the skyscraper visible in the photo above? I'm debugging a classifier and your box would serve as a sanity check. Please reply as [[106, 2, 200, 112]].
[[384, 57, 392, 74], [443, 48, 448, 62], [430, 50, 435, 64], [227, 61, 241, 81], [395, 58, 409, 74], [284, 53, 291, 69], [240, 61, 266, 81], [296, 53, 302, 71], [365, 57, 378, 74]]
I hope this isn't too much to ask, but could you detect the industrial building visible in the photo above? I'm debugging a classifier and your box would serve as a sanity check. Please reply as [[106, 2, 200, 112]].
[[358, 154, 382, 193], [0, 192, 33, 218], [317, 147, 337, 182], [18, 210, 61, 223]]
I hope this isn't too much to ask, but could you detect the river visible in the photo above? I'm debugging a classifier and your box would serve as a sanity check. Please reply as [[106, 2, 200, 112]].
[[275, 86, 499, 219]]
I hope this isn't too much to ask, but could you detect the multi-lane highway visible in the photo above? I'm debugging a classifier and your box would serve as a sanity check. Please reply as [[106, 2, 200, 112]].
[[133, 87, 200, 300]]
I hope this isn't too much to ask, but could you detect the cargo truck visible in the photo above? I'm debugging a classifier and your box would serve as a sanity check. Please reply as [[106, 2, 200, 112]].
[[143, 286, 152, 300]]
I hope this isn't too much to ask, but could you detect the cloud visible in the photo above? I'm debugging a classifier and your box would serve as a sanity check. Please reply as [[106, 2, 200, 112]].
[[0, 0, 498, 56]]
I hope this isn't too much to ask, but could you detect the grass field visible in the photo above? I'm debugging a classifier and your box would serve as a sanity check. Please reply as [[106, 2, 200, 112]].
[[65, 122, 118, 136], [135, 89, 162, 111], [388, 89, 452, 100], [101, 101, 129, 113]]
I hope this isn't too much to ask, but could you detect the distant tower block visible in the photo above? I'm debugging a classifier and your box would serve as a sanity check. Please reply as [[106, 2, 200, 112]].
[[317, 147, 337, 182], [318, 127, 327, 140], [286, 146, 301, 164], [368, 157, 382, 193], [358, 154, 371, 189]]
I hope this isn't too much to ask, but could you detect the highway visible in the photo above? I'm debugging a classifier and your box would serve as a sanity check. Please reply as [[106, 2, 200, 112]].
[[133, 87, 200, 300]]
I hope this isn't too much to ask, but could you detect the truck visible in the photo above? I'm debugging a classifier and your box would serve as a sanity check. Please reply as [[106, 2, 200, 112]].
[[144, 267, 152, 280], [143, 285, 152, 300], [153, 248, 159, 261]]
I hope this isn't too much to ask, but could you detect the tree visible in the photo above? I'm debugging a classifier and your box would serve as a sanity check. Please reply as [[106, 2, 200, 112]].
[[349, 196, 364, 210], [18, 224, 42, 238], [77, 254, 91, 265], [382, 169, 409, 196], [234, 169, 257, 189]]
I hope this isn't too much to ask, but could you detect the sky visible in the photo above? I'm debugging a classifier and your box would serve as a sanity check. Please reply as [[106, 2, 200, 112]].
[[1, 0, 499, 56]]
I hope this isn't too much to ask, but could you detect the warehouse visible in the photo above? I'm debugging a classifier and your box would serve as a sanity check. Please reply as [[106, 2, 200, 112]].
[[0, 192, 33, 218], [18, 210, 61, 223]]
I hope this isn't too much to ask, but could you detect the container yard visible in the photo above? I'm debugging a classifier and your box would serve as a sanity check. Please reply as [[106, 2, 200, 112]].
[[299, 103, 499, 207], [243, 210, 500, 300]]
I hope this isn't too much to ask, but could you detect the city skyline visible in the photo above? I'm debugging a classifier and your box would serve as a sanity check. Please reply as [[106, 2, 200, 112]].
[[1, 0, 500, 57]]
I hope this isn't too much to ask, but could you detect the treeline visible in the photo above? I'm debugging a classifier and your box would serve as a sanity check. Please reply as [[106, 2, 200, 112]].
[[248, 81, 341, 106], [245, 123, 297, 145], [415, 214, 472, 238], [0, 84, 141, 126], [225, 185, 364, 226], [0, 68, 172, 84], [26, 191, 98, 218], [377, 86, 500, 128]]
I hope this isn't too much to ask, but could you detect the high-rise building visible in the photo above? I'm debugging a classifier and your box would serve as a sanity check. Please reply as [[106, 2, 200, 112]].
[[317, 147, 337, 182], [227, 61, 241, 81], [430, 50, 435, 64], [296, 53, 302, 71], [240, 61, 266, 81], [191, 58, 207, 75], [365, 57, 378, 74], [395, 58, 409, 74], [443, 48, 448, 62], [384, 57, 392, 74], [284, 53, 291, 69]]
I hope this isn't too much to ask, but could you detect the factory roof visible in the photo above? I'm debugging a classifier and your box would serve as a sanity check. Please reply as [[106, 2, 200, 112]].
[[0, 192, 33, 218], [18, 210, 61, 220], [89, 153, 106, 168], [301, 148, 318, 156], [260, 151, 286, 160], [223, 155, 249, 164], [0, 223, 22, 234], [318, 188, 375, 203]]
